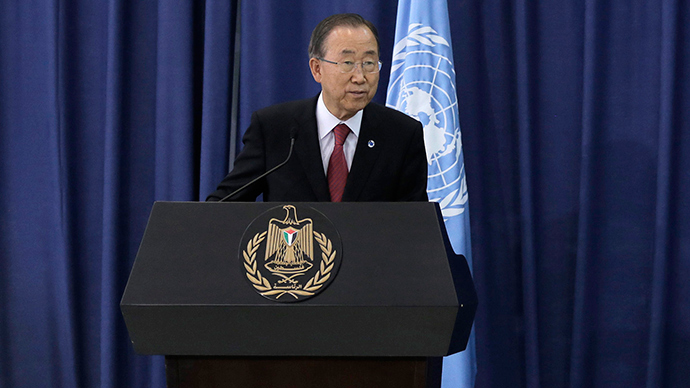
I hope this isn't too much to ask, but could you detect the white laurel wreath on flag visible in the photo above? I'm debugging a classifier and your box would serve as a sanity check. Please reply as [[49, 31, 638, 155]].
[[434, 168, 468, 219], [391, 24, 450, 73]]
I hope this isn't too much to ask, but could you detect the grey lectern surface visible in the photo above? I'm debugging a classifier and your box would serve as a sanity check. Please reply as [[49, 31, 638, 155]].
[[121, 202, 476, 357]]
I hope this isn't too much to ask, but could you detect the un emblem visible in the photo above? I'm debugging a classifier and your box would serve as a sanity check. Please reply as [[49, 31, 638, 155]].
[[239, 205, 342, 302], [387, 24, 468, 220]]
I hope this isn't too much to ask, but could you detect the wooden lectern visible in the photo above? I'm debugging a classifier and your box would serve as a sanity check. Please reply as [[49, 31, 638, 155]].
[[121, 202, 477, 388]]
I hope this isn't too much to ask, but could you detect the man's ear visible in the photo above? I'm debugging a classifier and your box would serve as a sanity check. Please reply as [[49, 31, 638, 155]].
[[309, 57, 322, 83]]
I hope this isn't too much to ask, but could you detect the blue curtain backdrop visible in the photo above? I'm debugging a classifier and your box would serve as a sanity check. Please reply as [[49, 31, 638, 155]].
[[1, 1, 688, 388], [0, 0, 236, 387]]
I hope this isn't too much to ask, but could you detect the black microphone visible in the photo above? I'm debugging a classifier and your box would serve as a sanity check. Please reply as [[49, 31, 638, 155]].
[[218, 127, 298, 202]]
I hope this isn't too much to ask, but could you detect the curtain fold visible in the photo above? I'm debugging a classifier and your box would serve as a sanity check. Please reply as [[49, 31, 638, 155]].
[[199, 0, 236, 199], [52, 0, 80, 386], [99, 0, 126, 386], [154, 0, 201, 201], [570, 0, 598, 385], [662, 2, 690, 386], [646, 0, 677, 387], [513, 1, 541, 387]]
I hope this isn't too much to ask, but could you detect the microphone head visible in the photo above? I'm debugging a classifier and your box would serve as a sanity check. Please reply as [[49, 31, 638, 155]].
[[289, 126, 298, 140]]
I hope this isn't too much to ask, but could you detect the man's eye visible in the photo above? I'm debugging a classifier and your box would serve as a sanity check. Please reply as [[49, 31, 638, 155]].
[[343, 61, 355, 66], [363, 61, 375, 67]]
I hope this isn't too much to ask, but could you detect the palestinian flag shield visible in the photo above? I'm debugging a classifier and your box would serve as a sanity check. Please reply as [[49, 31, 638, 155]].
[[282, 228, 298, 246]]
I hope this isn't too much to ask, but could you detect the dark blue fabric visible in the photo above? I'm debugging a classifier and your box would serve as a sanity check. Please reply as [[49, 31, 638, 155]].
[[447, 0, 690, 387], [1, 0, 688, 387], [0, 1, 236, 387]]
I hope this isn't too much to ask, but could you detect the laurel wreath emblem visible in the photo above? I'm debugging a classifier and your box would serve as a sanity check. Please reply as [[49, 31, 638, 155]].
[[430, 171, 468, 220], [391, 24, 450, 72], [242, 230, 336, 300]]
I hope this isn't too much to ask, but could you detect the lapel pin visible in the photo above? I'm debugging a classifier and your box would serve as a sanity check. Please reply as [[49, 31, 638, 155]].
[[368, 140, 375, 148]]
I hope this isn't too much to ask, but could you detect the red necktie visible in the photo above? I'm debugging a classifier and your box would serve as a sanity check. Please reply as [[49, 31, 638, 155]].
[[327, 124, 350, 202]]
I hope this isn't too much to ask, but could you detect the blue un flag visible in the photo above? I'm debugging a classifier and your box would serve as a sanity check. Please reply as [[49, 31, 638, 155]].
[[386, 0, 476, 387]]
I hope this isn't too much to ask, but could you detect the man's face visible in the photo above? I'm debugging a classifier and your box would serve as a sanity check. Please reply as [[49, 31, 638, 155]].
[[309, 25, 380, 121]]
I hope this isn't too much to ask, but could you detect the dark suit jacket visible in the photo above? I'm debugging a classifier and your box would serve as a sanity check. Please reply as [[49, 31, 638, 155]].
[[206, 96, 428, 202]]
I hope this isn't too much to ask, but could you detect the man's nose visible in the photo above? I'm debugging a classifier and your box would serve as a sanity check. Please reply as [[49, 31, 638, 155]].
[[350, 66, 366, 83]]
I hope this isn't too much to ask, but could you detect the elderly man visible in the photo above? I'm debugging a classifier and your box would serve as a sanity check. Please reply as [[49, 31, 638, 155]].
[[207, 13, 428, 202]]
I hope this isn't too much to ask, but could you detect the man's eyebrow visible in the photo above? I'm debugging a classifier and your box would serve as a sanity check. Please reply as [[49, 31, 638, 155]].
[[340, 49, 379, 56]]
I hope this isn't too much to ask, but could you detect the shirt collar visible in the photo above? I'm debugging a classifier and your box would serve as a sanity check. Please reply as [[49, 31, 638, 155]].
[[316, 93, 363, 140]]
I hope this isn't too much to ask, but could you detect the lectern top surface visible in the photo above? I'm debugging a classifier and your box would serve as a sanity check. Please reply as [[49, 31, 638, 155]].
[[122, 202, 458, 307]]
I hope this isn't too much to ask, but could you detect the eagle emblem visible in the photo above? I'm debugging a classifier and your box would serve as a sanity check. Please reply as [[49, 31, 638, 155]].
[[265, 205, 313, 274], [239, 204, 343, 302]]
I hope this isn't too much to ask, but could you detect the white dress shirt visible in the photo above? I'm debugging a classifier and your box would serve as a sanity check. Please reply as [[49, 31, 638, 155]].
[[316, 93, 362, 175]]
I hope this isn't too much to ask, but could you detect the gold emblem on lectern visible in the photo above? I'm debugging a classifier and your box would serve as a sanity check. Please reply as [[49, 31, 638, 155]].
[[240, 205, 341, 302]]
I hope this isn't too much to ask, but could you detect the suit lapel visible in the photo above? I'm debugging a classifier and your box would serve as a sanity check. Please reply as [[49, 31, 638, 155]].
[[343, 106, 382, 201], [293, 98, 331, 201]]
